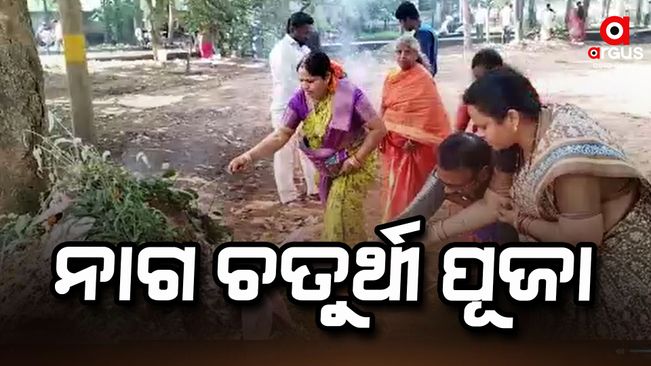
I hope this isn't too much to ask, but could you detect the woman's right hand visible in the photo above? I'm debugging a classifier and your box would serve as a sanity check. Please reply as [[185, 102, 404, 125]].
[[403, 139, 417, 152], [228, 153, 252, 174]]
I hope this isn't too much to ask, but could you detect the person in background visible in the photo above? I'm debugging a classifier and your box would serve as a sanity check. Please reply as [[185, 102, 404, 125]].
[[438, 15, 454, 35], [379, 35, 450, 222], [395, 1, 440, 76], [429, 67, 651, 340], [198, 31, 215, 59], [568, 1, 587, 44], [397, 133, 519, 244], [540, 3, 556, 42], [53, 19, 63, 52], [267, 12, 319, 204], [455, 48, 504, 133], [475, 4, 488, 42], [228, 52, 386, 244], [500, 3, 513, 44], [305, 29, 321, 52]]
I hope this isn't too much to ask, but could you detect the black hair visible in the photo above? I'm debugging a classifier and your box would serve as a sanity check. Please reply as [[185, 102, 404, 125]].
[[286, 12, 314, 34], [438, 133, 492, 173], [395, 1, 420, 21], [471, 48, 504, 70], [297, 51, 331, 78], [462, 66, 542, 121]]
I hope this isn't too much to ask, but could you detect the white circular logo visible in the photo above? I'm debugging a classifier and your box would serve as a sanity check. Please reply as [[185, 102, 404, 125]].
[[605, 22, 625, 41]]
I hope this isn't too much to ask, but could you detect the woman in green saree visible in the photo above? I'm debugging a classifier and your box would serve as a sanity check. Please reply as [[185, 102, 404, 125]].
[[228, 52, 386, 245]]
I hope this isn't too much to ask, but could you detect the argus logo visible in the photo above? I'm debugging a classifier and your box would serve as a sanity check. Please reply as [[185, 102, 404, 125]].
[[589, 16, 644, 60], [600, 16, 630, 45]]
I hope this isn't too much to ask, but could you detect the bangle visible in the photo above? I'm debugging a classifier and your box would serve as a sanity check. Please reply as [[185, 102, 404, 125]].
[[429, 221, 448, 242], [349, 155, 362, 168], [516, 214, 532, 235]]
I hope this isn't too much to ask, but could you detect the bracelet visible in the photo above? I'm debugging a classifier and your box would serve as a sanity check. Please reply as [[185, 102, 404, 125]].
[[349, 155, 362, 168], [516, 214, 532, 235], [429, 220, 449, 242]]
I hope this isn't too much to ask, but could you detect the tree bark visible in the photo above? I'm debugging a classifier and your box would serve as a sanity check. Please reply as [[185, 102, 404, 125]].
[[0, 0, 47, 214], [143, 0, 163, 60], [584, 0, 592, 25], [168, 0, 174, 41], [43, 0, 51, 23], [528, 0, 537, 30], [566, 0, 573, 27], [603, 0, 612, 18], [58, 0, 96, 144], [515, 0, 525, 41], [462, 0, 473, 50]]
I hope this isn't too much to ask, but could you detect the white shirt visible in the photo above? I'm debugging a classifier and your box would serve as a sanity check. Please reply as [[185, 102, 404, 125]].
[[542, 9, 555, 28], [500, 7, 513, 27], [269, 34, 311, 113], [475, 7, 487, 25]]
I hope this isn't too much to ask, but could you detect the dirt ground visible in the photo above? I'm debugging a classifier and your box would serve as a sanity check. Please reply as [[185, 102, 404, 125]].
[[40, 41, 651, 340]]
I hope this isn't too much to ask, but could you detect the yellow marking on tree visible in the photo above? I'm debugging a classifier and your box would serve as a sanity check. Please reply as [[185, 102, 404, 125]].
[[63, 34, 87, 64]]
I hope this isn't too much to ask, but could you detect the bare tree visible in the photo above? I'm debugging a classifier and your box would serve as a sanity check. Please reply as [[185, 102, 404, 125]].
[[514, 0, 525, 41], [58, 0, 96, 144], [0, 0, 47, 213], [143, 0, 164, 60], [462, 0, 473, 49], [168, 0, 175, 42]]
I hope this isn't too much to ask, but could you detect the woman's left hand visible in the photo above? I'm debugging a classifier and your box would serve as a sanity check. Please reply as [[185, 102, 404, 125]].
[[497, 200, 519, 228]]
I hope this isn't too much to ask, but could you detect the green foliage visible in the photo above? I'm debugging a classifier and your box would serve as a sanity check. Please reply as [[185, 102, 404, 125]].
[[184, 0, 292, 56], [92, 0, 138, 44], [0, 116, 231, 248]]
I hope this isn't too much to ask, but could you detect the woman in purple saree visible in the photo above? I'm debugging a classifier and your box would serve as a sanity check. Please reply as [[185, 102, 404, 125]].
[[228, 52, 386, 244]]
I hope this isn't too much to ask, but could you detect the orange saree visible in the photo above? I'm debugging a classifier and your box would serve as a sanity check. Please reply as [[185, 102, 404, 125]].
[[380, 64, 451, 222]]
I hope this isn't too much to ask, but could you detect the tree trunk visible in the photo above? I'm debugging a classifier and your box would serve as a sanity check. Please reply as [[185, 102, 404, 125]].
[[143, 0, 162, 60], [528, 0, 537, 30], [515, 0, 525, 41], [43, 0, 50, 23], [603, 0, 612, 18], [462, 0, 473, 50], [168, 0, 174, 42], [584, 0, 592, 25], [0, 0, 47, 214], [58, 0, 96, 144], [566, 0, 573, 27]]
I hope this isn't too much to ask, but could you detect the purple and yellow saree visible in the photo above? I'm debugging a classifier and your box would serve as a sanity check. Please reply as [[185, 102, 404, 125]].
[[282, 79, 380, 244]]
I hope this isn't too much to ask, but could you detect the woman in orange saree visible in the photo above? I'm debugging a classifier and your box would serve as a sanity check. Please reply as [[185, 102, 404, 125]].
[[380, 35, 451, 222]]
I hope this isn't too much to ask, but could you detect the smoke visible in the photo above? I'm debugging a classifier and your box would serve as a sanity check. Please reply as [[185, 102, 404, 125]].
[[340, 50, 394, 110], [323, 0, 398, 110]]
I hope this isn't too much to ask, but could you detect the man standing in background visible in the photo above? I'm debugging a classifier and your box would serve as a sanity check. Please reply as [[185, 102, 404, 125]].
[[500, 3, 513, 44], [540, 3, 556, 42], [268, 12, 319, 204], [475, 4, 488, 43], [395, 1, 439, 76]]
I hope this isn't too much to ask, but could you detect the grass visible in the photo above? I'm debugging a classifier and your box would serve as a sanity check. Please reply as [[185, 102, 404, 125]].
[[0, 114, 231, 248], [358, 30, 401, 42]]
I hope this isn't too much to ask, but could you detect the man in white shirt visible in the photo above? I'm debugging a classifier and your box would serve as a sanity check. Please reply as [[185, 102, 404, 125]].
[[500, 3, 513, 44], [475, 5, 488, 42], [268, 12, 318, 204], [540, 3, 556, 41]]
